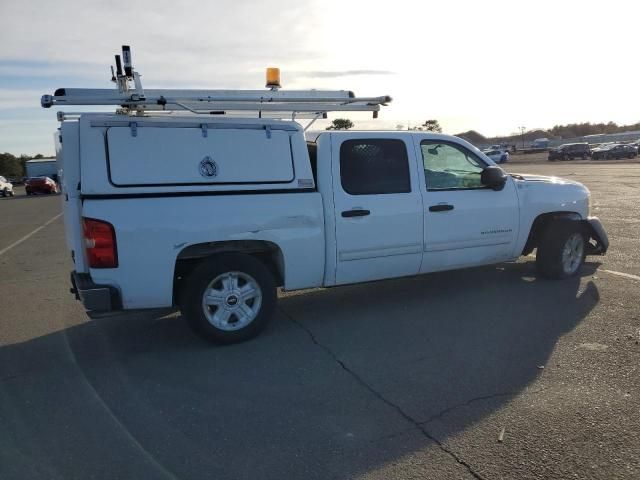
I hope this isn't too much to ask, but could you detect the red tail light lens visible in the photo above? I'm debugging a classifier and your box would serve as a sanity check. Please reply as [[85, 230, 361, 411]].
[[82, 217, 118, 268]]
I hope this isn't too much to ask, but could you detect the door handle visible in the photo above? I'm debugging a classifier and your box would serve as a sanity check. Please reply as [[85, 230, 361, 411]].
[[429, 204, 454, 212], [342, 209, 370, 218]]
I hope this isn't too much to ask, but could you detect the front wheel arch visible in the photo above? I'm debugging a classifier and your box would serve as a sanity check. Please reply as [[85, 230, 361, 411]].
[[521, 212, 583, 256]]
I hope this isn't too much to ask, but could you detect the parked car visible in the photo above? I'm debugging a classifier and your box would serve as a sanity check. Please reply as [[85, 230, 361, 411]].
[[591, 144, 638, 160], [628, 140, 640, 151], [0, 176, 15, 197], [484, 149, 509, 163], [548, 143, 591, 161], [24, 176, 59, 195], [489, 144, 507, 151]]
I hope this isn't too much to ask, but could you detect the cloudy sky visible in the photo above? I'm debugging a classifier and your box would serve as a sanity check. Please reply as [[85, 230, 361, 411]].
[[1, 0, 639, 155]]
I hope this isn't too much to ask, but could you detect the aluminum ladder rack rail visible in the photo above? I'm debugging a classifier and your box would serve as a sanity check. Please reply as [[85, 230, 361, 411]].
[[41, 88, 392, 115]]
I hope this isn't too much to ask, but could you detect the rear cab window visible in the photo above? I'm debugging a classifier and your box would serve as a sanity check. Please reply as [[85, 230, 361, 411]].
[[339, 139, 411, 195]]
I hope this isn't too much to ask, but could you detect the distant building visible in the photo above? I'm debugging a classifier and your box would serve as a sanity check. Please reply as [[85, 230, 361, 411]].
[[25, 158, 58, 178]]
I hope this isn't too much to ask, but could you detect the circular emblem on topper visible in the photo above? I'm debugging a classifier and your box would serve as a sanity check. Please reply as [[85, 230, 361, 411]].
[[199, 156, 218, 178]]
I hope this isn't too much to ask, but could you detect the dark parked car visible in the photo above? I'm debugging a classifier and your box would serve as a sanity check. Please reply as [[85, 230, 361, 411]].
[[591, 144, 638, 160], [24, 176, 59, 195], [628, 140, 640, 151], [548, 143, 591, 161]]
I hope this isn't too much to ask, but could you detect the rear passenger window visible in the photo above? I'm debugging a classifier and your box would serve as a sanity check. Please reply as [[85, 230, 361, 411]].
[[339, 139, 410, 195]]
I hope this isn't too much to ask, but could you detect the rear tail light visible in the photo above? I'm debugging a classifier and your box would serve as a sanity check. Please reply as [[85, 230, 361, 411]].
[[82, 217, 118, 268]]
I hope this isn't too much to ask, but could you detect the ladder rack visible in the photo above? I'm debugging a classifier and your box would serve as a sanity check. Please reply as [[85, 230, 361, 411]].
[[41, 46, 392, 121]]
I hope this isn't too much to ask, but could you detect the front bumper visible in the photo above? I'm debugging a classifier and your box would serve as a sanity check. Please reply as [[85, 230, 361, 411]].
[[70, 271, 122, 312], [585, 216, 609, 255]]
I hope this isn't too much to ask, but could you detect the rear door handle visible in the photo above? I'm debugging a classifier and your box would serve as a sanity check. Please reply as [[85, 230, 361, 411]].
[[342, 209, 370, 218], [429, 204, 454, 212]]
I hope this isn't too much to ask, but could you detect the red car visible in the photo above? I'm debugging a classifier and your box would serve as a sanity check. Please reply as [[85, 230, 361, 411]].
[[25, 176, 59, 195]]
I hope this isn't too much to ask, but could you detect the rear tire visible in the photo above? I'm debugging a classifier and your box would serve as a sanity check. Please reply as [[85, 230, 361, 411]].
[[536, 221, 587, 279], [180, 253, 277, 344]]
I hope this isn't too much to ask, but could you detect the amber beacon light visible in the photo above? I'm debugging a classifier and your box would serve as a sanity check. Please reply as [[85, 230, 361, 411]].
[[265, 67, 281, 89]]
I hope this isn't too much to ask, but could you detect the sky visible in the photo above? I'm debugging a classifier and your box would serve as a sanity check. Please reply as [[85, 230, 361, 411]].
[[1, 0, 639, 155]]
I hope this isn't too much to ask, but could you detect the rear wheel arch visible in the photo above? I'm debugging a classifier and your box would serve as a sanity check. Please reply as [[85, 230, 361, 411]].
[[173, 240, 285, 306]]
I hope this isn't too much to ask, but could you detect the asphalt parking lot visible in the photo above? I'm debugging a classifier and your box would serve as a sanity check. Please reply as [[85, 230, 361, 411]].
[[1, 161, 639, 480]]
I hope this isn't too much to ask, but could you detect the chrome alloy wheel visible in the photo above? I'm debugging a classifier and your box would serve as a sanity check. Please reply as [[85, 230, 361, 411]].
[[201, 271, 262, 331], [561, 233, 584, 275]]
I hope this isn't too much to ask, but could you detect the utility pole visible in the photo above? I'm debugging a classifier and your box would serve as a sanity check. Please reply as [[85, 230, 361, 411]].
[[519, 126, 526, 149]]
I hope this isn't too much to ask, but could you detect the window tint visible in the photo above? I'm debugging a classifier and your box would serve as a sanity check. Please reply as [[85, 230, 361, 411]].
[[340, 139, 410, 195], [421, 141, 486, 190]]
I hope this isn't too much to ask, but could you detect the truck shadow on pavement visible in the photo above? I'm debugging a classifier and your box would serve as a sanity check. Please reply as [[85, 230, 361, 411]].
[[0, 261, 600, 479]]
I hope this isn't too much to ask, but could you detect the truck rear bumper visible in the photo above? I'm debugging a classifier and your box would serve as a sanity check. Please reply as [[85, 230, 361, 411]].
[[586, 216, 609, 255], [70, 271, 122, 312]]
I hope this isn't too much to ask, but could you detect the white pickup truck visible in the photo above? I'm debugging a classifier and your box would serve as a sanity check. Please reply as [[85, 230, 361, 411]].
[[48, 114, 607, 343], [43, 48, 608, 343]]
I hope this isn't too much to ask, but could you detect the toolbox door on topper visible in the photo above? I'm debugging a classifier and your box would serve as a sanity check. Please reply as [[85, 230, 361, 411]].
[[106, 126, 294, 186]]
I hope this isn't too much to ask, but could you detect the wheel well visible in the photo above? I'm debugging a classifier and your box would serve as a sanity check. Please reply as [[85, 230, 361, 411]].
[[173, 240, 284, 306], [522, 212, 582, 256]]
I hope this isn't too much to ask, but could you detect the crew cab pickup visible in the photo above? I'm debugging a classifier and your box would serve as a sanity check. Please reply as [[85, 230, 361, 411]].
[[52, 114, 609, 343]]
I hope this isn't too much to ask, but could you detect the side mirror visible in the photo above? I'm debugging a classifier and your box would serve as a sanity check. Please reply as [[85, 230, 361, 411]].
[[481, 166, 507, 191]]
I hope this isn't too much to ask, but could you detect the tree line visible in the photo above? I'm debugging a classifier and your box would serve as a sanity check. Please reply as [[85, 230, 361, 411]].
[[546, 121, 640, 139], [327, 118, 443, 132], [328, 117, 640, 141], [0, 153, 47, 178]]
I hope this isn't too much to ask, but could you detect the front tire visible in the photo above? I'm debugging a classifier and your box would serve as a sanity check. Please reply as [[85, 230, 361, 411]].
[[180, 253, 277, 344], [536, 221, 587, 279]]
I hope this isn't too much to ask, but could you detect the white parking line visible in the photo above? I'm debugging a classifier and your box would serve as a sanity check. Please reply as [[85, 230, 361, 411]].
[[0, 213, 63, 257], [601, 269, 640, 282]]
